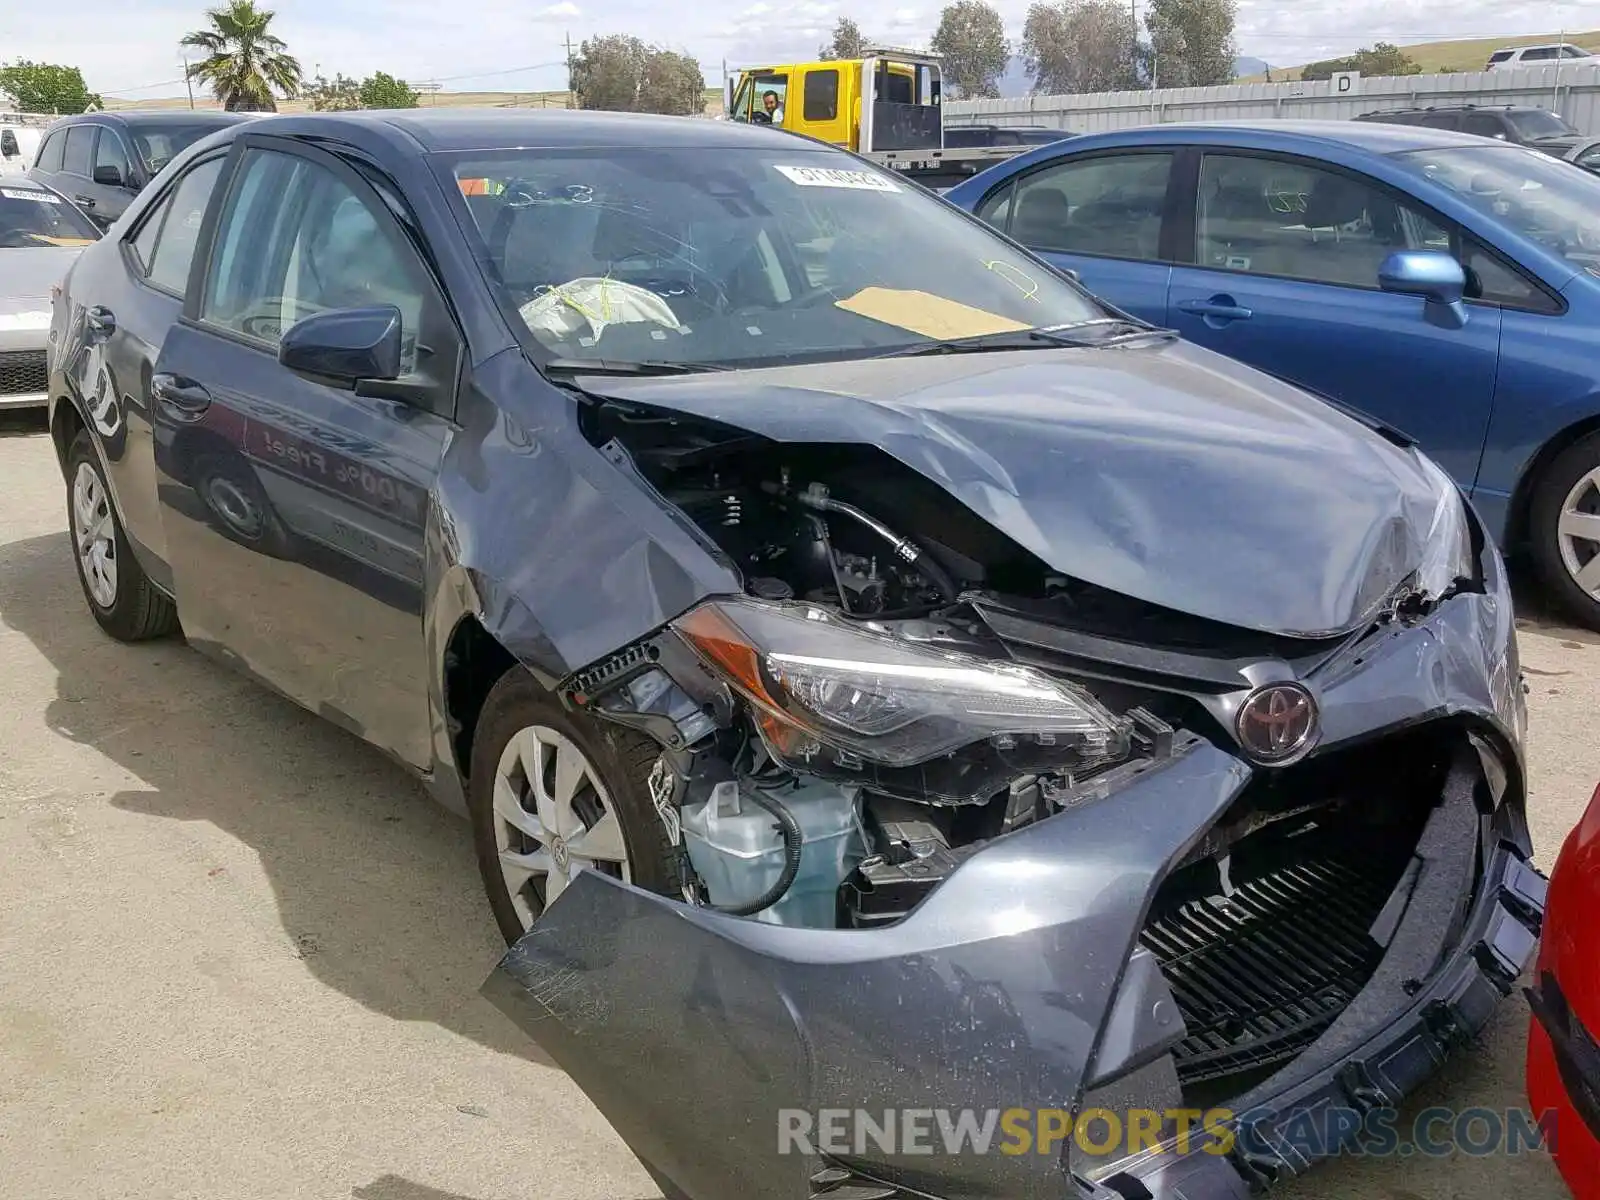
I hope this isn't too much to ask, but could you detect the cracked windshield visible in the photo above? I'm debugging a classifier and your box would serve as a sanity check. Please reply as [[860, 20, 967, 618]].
[[448, 147, 1103, 367]]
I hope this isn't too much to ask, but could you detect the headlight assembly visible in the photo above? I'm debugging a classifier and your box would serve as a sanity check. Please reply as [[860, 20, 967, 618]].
[[673, 597, 1131, 804]]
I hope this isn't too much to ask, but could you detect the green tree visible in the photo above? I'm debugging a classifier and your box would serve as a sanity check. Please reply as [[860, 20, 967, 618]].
[[1302, 42, 1420, 81], [930, 1, 1010, 98], [359, 71, 419, 109], [571, 35, 705, 115], [302, 72, 361, 111], [181, 0, 302, 112], [819, 17, 870, 61], [0, 61, 101, 114], [1022, 0, 1139, 94], [1144, 0, 1237, 88]]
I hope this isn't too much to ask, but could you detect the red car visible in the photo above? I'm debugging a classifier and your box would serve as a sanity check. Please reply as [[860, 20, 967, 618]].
[[1528, 781, 1600, 1200]]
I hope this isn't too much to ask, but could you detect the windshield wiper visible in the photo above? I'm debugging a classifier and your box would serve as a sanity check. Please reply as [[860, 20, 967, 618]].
[[877, 319, 1175, 359], [542, 357, 728, 378]]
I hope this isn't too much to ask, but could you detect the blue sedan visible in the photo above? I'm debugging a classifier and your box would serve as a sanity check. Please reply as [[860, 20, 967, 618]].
[[946, 119, 1600, 629]]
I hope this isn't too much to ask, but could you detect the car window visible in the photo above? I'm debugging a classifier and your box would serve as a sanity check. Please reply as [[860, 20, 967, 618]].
[[1005, 153, 1173, 259], [446, 146, 1105, 368], [1418, 112, 1461, 130], [203, 148, 430, 369], [1522, 47, 1558, 61], [0, 186, 100, 246], [1462, 114, 1509, 140], [93, 128, 131, 185], [63, 126, 94, 177], [130, 190, 173, 272], [1196, 154, 1449, 288], [134, 124, 231, 175], [1578, 144, 1600, 171], [803, 70, 839, 122], [1462, 239, 1558, 312], [146, 157, 225, 292], [1488, 51, 1514, 64], [1563, 46, 1591, 59], [1396, 145, 1600, 275], [35, 130, 64, 173], [1507, 110, 1577, 140], [975, 179, 1014, 227], [1, 130, 18, 159]]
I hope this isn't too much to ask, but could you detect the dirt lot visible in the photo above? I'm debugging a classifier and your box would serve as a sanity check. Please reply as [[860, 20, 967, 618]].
[[1, 414, 1594, 1200]]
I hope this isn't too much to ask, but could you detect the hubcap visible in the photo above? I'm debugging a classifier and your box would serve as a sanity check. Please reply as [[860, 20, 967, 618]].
[[492, 724, 631, 930], [204, 474, 264, 538], [1558, 466, 1600, 602], [71, 461, 117, 608]]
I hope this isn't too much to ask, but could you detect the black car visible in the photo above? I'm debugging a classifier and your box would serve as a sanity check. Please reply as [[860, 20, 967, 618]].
[[941, 123, 1074, 149], [29, 110, 248, 228], [1354, 103, 1585, 158], [46, 109, 1540, 1200]]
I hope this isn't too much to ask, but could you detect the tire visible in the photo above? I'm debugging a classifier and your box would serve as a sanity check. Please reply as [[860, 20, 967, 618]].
[[1529, 430, 1600, 632], [190, 451, 296, 559], [65, 430, 178, 642], [468, 668, 678, 945]]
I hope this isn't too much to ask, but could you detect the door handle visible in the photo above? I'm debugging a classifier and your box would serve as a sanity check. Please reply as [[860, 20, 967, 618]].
[[1177, 297, 1253, 322], [85, 305, 116, 336], [151, 373, 212, 418], [74, 194, 96, 209]]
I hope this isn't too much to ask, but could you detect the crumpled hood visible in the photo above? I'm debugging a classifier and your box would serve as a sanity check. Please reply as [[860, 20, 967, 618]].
[[578, 339, 1445, 638]]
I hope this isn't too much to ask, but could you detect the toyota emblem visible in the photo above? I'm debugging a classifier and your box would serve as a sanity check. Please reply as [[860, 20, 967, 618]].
[[1236, 682, 1318, 764]]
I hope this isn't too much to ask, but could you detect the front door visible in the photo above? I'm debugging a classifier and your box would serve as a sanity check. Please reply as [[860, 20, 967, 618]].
[[978, 150, 1178, 325], [1168, 151, 1501, 487], [152, 136, 462, 768]]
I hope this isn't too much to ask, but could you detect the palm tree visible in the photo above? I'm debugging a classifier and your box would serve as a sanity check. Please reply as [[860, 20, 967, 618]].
[[181, 0, 302, 112]]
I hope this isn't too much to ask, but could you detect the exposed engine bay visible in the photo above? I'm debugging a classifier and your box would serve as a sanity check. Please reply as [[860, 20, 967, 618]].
[[566, 401, 1388, 942]]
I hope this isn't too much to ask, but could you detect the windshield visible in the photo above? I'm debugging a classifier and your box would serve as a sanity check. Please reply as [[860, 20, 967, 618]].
[[135, 125, 225, 174], [1394, 145, 1600, 274], [443, 145, 1103, 368], [0, 186, 98, 247], [1507, 110, 1577, 140]]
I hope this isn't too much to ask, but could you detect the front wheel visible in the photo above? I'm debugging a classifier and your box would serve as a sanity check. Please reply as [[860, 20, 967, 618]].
[[467, 669, 679, 944], [1530, 432, 1600, 632], [65, 430, 178, 642]]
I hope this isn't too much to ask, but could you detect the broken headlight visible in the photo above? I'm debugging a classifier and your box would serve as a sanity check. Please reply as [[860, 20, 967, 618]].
[[1414, 453, 1474, 600], [674, 598, 1131, 804]]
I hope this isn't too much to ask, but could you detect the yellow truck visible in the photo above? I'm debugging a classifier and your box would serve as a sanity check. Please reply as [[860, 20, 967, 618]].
[[724, 48, 1044, 189]]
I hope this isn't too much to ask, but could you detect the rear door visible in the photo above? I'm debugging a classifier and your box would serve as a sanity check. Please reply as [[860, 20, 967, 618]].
[[151, 135, 462, 768], [84, 124, 140, 221], [57, 150, 228, 588], [1166, 150, 1501, 487], [972, 148, 1180, 324], [56, 124, 102, 222]]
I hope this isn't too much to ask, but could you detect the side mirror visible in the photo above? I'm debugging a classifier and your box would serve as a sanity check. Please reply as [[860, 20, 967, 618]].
[[279, 306, 403, 384], [1379, 250, 1468, 329], [93, 164, 123, 187]]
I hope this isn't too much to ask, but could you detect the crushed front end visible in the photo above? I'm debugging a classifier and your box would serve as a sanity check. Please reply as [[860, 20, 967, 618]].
[[482, 406, 1543, 1200]]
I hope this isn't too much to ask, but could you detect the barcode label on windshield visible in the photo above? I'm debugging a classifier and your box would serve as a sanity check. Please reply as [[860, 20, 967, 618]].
[[773, 165, 900, 192], [2, 188, 58, 202]]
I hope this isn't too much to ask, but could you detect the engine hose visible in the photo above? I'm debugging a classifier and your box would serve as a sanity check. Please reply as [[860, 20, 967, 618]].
[[768, 481, 960, 603], [711, 783, 804, 917]]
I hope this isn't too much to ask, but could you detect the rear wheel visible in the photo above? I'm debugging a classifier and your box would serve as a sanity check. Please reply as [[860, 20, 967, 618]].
[[467, 668, 677, 944], [1530, 431, 1600, 631], [65, 430, 177, 642]]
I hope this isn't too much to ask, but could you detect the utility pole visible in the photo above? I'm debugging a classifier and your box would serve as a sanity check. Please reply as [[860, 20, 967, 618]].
[[565, 31, 576, 109], [182, 56, 195, 109]]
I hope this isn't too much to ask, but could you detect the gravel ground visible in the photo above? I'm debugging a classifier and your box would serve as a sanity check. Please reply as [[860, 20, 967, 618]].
[[1, 413, 1592, 1200]]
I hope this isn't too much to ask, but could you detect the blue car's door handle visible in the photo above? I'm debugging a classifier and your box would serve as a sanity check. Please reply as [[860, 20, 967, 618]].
[[1178, 298, 1254, 321]]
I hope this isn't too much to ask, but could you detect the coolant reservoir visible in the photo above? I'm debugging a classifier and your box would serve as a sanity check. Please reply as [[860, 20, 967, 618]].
[[680, 778, 867, 928]]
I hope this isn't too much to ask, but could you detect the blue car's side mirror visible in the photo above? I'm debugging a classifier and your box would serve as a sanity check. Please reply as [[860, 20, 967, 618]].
[[1379, 251, 1468, 329]]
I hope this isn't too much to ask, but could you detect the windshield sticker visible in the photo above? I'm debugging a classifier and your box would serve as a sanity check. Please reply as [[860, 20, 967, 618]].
[[983, 259, 1041, 302], [2, 187, 58, 202], [835, 287, 1031, 340], [773, 165, 900, 193]]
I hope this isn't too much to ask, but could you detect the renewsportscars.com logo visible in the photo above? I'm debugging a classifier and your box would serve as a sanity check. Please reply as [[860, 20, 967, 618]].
[[777, 1106, 1558, 1160]]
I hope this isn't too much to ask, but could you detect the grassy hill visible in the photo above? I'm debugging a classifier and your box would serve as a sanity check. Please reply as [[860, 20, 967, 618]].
[[104, 89, 726, 115], [1243, 30, 1600, 81]]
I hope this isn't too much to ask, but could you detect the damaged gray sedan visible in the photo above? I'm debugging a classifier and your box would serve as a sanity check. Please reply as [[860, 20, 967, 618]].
[[48, 111, 1542, 1200]]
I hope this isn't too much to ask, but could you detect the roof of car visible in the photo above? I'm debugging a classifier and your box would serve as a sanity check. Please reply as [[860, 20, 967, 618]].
[[243, 108, 827, 153], [1072, 118, 1499, 154], [1361, 104, 1545, 115], [59, 110, 249, 129]]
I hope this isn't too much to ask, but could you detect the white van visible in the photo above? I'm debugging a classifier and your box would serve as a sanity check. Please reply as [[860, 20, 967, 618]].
[[1486, 43, 1595, 70], [0, 123, 42, 177]]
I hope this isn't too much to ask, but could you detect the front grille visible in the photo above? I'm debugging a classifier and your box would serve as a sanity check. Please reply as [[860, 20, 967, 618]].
[[1141, 851, 1391, 1086], [0, 349, 47, 396]]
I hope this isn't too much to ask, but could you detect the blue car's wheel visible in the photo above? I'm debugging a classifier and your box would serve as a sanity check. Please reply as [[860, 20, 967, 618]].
[[1531, 430, 1600, 631]]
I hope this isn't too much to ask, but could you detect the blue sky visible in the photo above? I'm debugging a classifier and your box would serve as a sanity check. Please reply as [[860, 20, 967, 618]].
[[5, 0, 1599, 100]]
